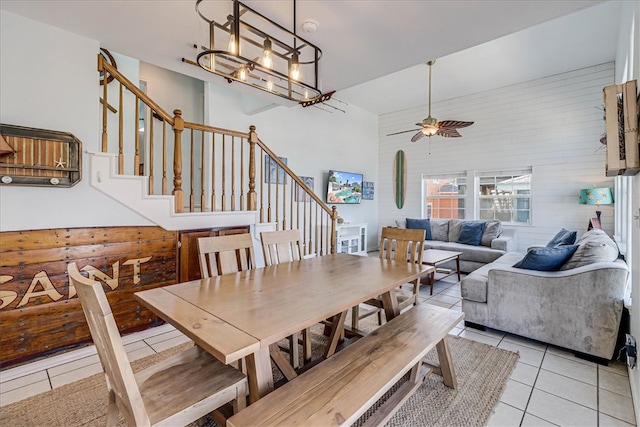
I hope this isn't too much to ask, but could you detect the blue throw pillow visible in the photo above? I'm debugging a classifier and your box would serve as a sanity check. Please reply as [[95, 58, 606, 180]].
[[405, 218, 431, 240], [546, 228, 577, 247], [513, 245, 579, 271], [456, 222, 485, 246]]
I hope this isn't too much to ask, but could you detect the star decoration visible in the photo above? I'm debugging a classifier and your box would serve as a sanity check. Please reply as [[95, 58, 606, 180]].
[[54, 157, 66, 168]]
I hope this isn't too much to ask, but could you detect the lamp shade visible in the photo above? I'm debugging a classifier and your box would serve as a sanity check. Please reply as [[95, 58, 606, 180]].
[[579, 188, 614, 205]]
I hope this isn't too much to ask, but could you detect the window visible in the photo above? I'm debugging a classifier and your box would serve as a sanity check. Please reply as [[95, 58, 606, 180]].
[[476, 170, 531, 224], [422, 175, 466, 219]]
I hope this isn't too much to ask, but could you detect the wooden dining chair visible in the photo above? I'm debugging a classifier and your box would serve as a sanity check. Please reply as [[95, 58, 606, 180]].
[[352, 227, 426, 329], [259, 229, 312, 367], [198, 233, 256, 278], [68, 262, 247, 427]]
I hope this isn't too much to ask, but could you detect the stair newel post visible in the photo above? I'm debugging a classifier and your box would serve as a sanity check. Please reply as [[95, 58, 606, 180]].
[[172, 109, 184, 213], [330, 205, 338, 254], [247, 125, 258, 211], [98, 54, 108, 152]]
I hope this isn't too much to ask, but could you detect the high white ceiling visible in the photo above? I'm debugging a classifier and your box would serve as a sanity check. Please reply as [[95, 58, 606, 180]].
[[0, 0, 622, 115]]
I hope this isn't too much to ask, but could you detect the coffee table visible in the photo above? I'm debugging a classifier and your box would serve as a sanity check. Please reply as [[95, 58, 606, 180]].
[[421, 249, 463, 294]]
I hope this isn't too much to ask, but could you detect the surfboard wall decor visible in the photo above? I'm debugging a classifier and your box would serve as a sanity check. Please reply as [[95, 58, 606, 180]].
[[393, 150, 406, 209]]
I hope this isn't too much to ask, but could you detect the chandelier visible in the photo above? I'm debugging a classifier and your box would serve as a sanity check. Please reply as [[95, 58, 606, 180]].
[[189, 0, 326, 104]]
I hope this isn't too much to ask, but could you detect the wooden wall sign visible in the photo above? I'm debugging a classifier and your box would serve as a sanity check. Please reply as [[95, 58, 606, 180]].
[[0, 226, 177, 368], [603, 80, 639, 176], [0, 123, 82, 187]]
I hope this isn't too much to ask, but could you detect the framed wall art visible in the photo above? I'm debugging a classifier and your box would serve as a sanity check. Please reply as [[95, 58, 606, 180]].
[[264, 155, 287, 184], [295, 176, 314, 202], [362, 181, 374, 200]]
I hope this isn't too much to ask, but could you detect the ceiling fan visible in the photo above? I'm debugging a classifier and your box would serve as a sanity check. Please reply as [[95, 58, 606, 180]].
[[387, 60, 474, 142]]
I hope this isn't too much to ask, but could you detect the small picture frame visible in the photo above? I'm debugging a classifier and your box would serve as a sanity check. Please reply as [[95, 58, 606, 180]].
[[295, 176, 314, 202], [362, 181, 375, 200], [264, 155, 287, 184]]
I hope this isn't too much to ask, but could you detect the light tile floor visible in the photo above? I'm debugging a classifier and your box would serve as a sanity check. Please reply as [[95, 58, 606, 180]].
[[0, 277, 637, 427]]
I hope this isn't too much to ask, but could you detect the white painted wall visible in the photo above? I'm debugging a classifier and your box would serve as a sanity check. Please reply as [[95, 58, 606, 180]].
[[379, 63, 616, 253], [0, 11, 151, 231], [203, 83, 380, 250]]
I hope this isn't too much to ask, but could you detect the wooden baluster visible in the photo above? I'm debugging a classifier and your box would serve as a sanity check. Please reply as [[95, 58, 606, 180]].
[[231, 136, 236, 211], [289, 179, 294, 231], [134, 97, 140, 175], [275, 158, 280, 230], [248, 126, 257, 212], [162, 120, 167, 195], [200, 130, 206, 212], [281, 172, 286, 230], [118, 82, 124, 174], [316, 204, 320, 256], [211, 132, 216, 211], [172, 109, 184, 213], [240, 137, 245, 211], [100, 55, 108, 152], [221, 135, 226, 211], [267, 155, 272, 223], [304, 194, 309, 256], [296, 182, 301, 233], [189, 129, 195, 212], [148, 108, 154, 194], [259, 147, 264, 222]]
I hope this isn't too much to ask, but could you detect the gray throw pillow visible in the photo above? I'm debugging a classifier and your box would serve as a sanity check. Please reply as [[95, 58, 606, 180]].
[[560, 229, 619, 270], [448, 219, 464, 242], [430, 219, 449, 241], [481, 220, 502, 247]]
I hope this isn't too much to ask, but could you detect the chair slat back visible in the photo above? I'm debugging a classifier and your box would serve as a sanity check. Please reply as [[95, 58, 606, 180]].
[[198, 233, 256, 277], [68, 262, 149, 426], [260, 229, 304, 266], [379, 227, 425, 265]]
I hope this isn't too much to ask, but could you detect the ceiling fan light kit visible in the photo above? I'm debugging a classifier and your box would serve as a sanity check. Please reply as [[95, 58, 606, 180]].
[[188, 0, 327, 105], [387, 59, 474, 142]]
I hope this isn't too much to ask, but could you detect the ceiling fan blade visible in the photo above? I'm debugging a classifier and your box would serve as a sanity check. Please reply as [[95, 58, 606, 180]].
[[410, 131, 425, 142], [437, 120, 474, 129], [387, 128, 420, 136], [436, 128, 462, 138]]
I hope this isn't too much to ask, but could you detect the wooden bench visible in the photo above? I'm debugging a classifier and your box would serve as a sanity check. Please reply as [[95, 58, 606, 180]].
[[227, 303, 464, 427]]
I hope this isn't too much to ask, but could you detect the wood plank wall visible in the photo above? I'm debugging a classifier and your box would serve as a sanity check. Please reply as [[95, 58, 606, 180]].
[[378, 63, 616, 250], [0, 226, 177, 368]]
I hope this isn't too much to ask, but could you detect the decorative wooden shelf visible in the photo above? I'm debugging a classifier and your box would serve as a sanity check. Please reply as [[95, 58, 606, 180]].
[[0, 123, 82, 187], [603, 79, 639, 177]]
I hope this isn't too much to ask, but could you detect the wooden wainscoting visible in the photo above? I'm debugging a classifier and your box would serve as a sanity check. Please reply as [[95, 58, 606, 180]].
[[0, 226, 178, 368]]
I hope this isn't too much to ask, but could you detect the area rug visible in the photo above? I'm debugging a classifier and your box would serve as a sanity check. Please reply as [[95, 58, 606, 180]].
[[0, 325, 518, 427]]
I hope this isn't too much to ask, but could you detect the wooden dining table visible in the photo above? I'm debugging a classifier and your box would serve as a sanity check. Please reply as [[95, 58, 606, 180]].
[[134, 253, 431, 403]]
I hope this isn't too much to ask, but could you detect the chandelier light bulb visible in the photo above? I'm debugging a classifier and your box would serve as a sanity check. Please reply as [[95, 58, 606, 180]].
[[238, 65, 247, 81], [290, 52, 300, 81], [229, 33, 237, 55], [262, 39, 273, 69], [266, 79, 274, 91]]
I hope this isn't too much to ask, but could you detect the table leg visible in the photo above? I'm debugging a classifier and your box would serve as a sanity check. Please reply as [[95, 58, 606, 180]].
[[380, 290, 400, 321], [325, 310, 347, 357], [430, 269, 435, 295], [435, 337, 458, 389], [245, 346, 274, 403], [456, 256, 461, 281]]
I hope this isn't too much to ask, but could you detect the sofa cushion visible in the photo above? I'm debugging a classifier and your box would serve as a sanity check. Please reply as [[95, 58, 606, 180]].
[[461, 252, 523, 303], [425, 241, 505, 264], [405, 218, 432, 240], [546, 228, 577, 247], [560, 229, 618, 270], [430, 219, 449, 241], [513, 245, 579, 271], [395, 219, 406, 229], [457, 222, 485, 246]]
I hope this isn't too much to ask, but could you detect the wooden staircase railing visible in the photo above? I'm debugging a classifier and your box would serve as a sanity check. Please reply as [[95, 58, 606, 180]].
[[97, 54, 337, 256]]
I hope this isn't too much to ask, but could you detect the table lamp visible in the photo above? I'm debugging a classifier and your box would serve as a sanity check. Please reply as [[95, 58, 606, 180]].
[[579, 187, 614, 222]]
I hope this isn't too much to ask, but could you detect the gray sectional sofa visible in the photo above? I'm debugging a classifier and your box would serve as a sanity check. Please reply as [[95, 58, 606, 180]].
[[461, 229, 629, 361], [399, 219, 518, 273]]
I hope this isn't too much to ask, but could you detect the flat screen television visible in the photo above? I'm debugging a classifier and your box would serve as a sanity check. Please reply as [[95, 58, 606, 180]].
[[326, 170, 363, 204]]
